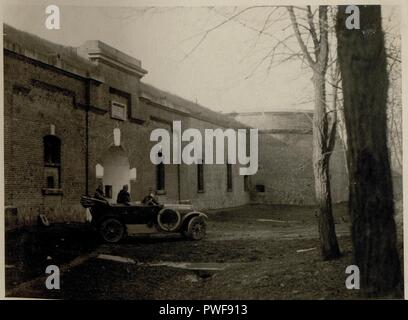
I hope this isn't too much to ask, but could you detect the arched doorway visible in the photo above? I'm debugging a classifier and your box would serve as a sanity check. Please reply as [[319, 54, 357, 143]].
[[102, 147, 130, 203]]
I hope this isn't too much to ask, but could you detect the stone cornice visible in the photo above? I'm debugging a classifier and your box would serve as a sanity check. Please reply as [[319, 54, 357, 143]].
[[78, 40, 148, 78]]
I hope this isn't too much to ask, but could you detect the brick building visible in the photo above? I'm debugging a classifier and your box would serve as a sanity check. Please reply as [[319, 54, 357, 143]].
[[4, 24, 252, 229], [3, 24, 350, 230]]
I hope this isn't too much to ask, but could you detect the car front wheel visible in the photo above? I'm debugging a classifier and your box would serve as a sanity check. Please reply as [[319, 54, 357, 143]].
[[99, 218, 125, 243], [184, 216, 207, 240]]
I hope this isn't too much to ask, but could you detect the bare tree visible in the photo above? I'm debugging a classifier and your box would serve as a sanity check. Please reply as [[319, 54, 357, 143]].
[[287, 6, 340, 259], [336, 5, 402, 296]]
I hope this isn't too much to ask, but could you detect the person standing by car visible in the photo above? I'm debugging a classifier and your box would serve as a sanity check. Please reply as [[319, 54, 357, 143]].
[[117, 184, 131, 204]]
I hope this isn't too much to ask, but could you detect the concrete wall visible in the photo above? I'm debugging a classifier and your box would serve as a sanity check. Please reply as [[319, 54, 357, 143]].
[[234, 111, 312, 132], [234, 111, 349, 205]]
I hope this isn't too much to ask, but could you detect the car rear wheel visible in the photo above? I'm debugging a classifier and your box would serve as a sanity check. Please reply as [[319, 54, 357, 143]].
[[99, 218, 125, 243], [184, 216, 206, 240]]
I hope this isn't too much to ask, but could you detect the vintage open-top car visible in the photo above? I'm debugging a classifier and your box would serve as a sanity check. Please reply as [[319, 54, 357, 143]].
[[80, 196, 208, 243]]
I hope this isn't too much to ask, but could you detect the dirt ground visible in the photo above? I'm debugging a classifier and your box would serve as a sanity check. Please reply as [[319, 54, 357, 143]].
[[5, 203, 403, 299]]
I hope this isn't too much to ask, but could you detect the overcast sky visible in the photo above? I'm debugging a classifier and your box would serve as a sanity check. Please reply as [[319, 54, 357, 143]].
[[2, 3, 400, 113]]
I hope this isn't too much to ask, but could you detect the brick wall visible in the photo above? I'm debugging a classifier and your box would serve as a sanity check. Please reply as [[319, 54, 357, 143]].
[[4, 51, 87, 228], [4, 27, 253, 229]]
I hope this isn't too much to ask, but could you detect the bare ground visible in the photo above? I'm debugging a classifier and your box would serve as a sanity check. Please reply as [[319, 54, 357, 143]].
[[5, 203, 403, 299]]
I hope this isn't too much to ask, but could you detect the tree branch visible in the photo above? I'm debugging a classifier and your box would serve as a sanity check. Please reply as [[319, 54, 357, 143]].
[[287, 6, 317, 70], [181, 6, 277, 61], [307, 6, 320, 59], [318, 6, 329, 73]]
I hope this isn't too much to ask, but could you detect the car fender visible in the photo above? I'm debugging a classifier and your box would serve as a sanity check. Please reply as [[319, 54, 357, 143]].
[[180, 211, 208, 229]]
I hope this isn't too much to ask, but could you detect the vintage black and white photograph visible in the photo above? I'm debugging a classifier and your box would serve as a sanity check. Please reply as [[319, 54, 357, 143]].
[[1, 0, 405, 301]]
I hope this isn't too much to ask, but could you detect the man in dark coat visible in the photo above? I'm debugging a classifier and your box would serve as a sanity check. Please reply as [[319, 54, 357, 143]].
[[117, 184, 131, 204], [94, 183, 107, 202]]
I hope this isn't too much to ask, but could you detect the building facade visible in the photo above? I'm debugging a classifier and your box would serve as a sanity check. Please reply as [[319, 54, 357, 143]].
[[4, 24, 251, 229], [4, 24, 350, 230]]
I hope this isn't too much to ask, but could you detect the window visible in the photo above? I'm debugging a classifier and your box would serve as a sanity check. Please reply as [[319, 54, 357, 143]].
[[197, 163, 204, 192], [244, 175, 250, 192], [46, 176, 55, 189], [256, 184, 265, 193], [43, 135, 61, 189], [227, 164, 233, 192], [105, 185, 113, 199], [111, 101, 127, 121], [156, 151, 165, 192]]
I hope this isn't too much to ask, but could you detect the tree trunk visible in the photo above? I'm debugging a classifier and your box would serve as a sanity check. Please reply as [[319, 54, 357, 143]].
[[336, 5, 402, 296], [287, 6, 341, 260], [312, 71, 341, 260]]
